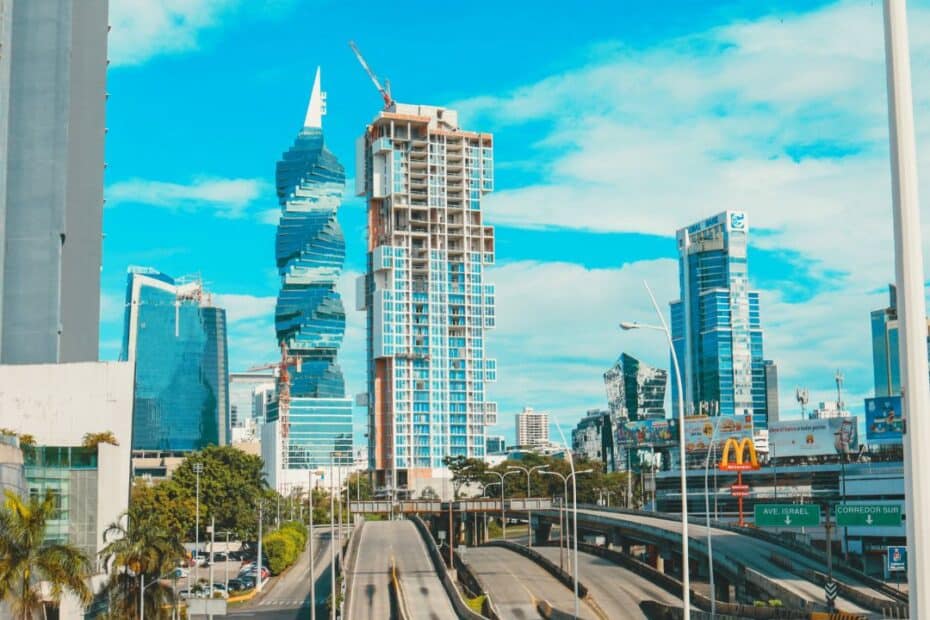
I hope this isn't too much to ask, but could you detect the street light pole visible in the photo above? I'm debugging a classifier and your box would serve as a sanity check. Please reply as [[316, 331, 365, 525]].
[[883, 4, 930, 618], [621, 278, 691, 619], [330, 453, 337, 620], [703, 423, 719, 616], [486, 471, 507, 540], [308, 469, 316, 620], [541, 470, 568, 571], [507, 465, 547, 548], [193, 462, 203, 584]]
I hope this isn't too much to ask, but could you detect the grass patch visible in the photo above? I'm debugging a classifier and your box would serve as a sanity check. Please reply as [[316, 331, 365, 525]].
[[465, 594, 486, 613]]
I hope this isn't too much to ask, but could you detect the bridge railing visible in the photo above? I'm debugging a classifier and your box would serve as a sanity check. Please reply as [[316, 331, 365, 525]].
[[349, 497, 554, 514]]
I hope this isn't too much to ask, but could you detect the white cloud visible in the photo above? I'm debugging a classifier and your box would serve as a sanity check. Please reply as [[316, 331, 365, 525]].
[[213, 293, 275, 324], [108, 0, 242, 67], [106, 177, 267, 218], [456, 1, 930, 284], [99, 291, 125, 324]]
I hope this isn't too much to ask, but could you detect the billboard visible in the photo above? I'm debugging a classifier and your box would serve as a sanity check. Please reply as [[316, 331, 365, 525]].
[[865, 396, 904, 444], [769, 417, 858, 458], [683, 414, 753, 454], [616, 418, 677, 448]]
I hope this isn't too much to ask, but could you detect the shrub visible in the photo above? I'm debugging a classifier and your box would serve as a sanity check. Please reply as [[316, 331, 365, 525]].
[[263, 531, 298, 575]]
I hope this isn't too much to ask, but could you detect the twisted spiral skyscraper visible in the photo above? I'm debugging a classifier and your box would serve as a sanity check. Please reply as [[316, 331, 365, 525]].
[[275, 67, 347, 397], [265, 68, 352, 483]]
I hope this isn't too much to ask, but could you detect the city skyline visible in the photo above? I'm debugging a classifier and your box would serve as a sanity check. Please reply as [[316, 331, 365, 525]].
[[97, 1, 930, 446]]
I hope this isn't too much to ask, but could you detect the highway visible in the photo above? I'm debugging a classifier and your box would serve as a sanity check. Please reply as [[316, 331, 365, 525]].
[[229, 532, 332, 619], [465, 545, 597, 619], [347, 519, 457, 620], [534, 546, 681, 619], [560, 507, 894, 614]]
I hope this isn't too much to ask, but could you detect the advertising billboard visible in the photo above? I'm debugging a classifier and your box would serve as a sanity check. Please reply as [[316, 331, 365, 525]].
[[865, 396, 904, 444], [769, 417, 858, 458], [616, 418, 677, 448], [683, 414, 753, 454]]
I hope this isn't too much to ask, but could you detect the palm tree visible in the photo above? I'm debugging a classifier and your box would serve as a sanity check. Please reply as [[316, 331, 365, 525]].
[[0, 490, 92, 619], [98, 513, 185, 619]]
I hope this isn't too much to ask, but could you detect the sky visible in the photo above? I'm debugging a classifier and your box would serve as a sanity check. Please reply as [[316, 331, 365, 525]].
[[102, 0, 930, 446]]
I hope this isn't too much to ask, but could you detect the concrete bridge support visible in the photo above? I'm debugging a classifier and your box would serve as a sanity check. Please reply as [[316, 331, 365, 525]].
[[532, 520, 552, 546]]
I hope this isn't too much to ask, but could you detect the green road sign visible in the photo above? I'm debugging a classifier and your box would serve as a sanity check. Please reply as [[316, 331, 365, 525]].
[[835, 504, 902, 527], [754, 504, 820, 528]]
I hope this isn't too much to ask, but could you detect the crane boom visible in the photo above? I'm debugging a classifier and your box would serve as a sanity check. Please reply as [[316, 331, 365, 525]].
[[349, 40, 393, 109]]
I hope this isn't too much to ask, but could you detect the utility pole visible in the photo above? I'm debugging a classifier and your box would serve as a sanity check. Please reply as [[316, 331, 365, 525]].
[[257, 502, 264, 593], [309, 469, 316, 620], [883, 4, 930, 618], [209, 517, 215, 598], [825, 506, 835, 613]]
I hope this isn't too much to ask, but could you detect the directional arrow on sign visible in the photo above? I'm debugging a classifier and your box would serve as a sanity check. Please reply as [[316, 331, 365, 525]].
[[785, 515, 792, 526], [825, 580, 838, 602], [866, 514, 873, 525]]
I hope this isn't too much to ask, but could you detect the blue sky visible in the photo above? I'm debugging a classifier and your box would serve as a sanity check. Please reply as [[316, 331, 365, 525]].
[[102, 0, 930, 445]]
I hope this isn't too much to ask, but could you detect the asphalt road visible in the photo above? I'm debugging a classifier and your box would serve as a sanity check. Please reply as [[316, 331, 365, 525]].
[[229, 532, 333, 619], [534, 546, 681, 619], [570, 507, 888, 615], [348, 520, 457, 620], [465, 545, 597, 620]]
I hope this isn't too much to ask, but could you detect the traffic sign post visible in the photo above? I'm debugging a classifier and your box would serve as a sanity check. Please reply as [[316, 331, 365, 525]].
[[835, 504, 902, 527], [825, 580, 838, 605], [888, 546, 907, 573], [753, 504, 820, 528]]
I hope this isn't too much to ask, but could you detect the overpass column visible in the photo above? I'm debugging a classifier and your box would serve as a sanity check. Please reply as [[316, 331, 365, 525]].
[[714, 575, 731, 603], [532, 521, 552, 546]]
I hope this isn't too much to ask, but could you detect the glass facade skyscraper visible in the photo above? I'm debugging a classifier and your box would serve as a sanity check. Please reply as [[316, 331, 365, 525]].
[[670, 211, 771, 428], [121, 267, 229, 451], [270, 67, 352, 472], [357, 103, 497, 491], [871, 283, 930, 397], [603, 353, 667, 421]]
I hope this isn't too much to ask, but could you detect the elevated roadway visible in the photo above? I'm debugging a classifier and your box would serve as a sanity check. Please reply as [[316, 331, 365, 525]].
[[465, 545, 597, 619], [531, 506, 896, 615], [533, 546, 681, 619], [348, 519, 457, 620]]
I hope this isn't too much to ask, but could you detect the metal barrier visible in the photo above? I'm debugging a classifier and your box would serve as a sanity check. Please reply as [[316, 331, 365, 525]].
[[483, 540, 589, 599]]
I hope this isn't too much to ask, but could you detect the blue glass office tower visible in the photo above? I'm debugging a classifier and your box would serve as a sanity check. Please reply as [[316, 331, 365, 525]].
[[670, 211, 771, 428], [121, 267, 229, 451], [271, 68, 352, 471], [871, 283, 930, 396]]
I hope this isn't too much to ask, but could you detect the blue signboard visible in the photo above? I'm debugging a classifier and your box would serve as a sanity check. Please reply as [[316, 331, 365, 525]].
[[887, 546, 906, 572], [865, 396, 904, 444]]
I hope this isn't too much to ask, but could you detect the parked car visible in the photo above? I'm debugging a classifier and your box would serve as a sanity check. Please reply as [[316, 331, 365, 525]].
[[226, 578, 247, 592], [212, 552, 227, 562], [238, 566, 269, 580], [169, 567, 188, 579], [237, 575, 256, 590]]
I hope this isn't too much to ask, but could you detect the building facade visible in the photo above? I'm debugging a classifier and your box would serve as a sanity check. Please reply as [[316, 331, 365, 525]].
[[871, 283, 930, 397], [230, 371, 275, 428], [516, 407, 549, 447], [0, 0, 108, 364], [571, 409, 616, 471], [264, 68, 353, 491], [670, 211, 771, 428], [356, 102, 497, 492], [121, 267, 230, 451], [486, 435, 506, 455], [764, 360, 779, 423], [604, 353, 667, 421]]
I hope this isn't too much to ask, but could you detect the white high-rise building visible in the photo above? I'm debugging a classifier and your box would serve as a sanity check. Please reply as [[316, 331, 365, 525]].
[[516, 407, 549, 447], [357, 103, 497, 495]]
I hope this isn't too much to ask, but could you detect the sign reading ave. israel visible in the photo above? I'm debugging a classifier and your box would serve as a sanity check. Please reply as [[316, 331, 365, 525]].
[[754, 504, 820, 527], [835, 504, 902, 527]]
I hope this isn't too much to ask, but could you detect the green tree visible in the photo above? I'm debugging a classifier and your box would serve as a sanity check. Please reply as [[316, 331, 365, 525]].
[[345, 472, 373, 501], [97, 513, 185, 619], [81, 431, 119, 448], [171, 446, 270, 540], [129, 480, 196, 537], [0, 490, 92, 620]]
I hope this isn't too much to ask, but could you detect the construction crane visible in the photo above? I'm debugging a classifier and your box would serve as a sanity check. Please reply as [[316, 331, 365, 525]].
[[349, 40, 394, 109], [247, 343, 302, 466]]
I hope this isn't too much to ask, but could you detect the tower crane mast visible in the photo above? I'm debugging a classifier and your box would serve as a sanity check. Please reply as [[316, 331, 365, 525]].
[[247, 344, 302, 467]]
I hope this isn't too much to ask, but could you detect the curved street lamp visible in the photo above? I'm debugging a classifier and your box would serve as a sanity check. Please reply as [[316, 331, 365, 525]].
[[507, 464, 549, 548], [620, 279, 691, 619]]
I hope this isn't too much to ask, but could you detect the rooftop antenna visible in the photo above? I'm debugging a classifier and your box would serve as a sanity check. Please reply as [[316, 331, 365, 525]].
[[795, 387, 810, 418], [834, 370, 845, 411], [349, 40, 394, 109]]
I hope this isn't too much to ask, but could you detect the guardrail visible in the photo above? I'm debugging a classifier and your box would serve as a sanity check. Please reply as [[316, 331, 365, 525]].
[[342, 520, 365, 617], [567, 540, 817, 619], [452, 550, 501, 620], [406, 514, 488, 620], [574, 503, 907, 606]]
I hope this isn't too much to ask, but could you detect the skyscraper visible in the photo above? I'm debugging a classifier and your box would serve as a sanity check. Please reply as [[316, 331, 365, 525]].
[[264, 68, 353, 490], [121, 267, 229, 451], [603, 353, 667, 421], [0, 0, 108, 364], [516, 407, 549, 447], [571, 409, 617, 471], [357, 102, 497, 492], [871, 283, 930, 396], [764, 359, 779, 423], [670, 211, 770, 428]]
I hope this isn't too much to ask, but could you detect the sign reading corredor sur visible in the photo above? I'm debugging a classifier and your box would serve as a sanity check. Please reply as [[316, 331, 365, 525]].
[[835, 504, 902, 527]]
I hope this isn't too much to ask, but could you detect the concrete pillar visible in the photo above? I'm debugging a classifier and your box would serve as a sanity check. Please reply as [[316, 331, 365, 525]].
[[533, 521, 552, 546], [714, 575, 731, 603]]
